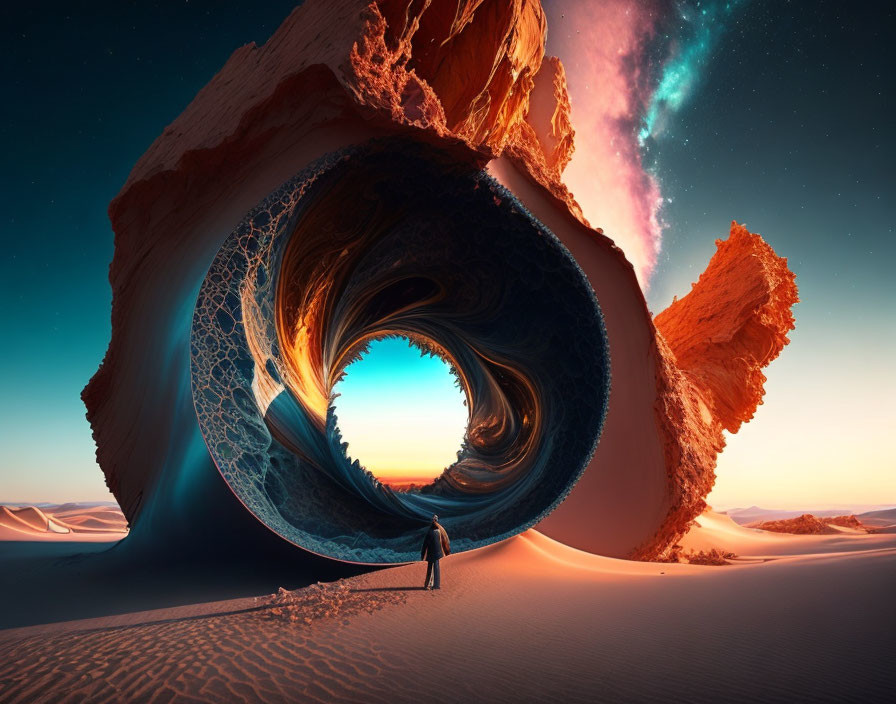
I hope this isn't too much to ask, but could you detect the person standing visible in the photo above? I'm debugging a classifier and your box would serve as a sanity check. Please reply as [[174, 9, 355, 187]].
[[421, 514, 450, 590]]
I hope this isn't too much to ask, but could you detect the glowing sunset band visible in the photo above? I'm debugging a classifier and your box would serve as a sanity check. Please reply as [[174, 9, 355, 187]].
[[190, 140, 610, 563], [331, 337, 469, 487]]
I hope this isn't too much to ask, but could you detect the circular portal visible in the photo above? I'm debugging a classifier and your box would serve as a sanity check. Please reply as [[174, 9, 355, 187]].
[[190, 139, 610, 563], [332, 336, 468, 490]]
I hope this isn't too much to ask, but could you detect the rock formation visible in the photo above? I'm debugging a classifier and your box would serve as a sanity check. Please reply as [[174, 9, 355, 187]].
[[83, 0, 798, 562], [654, 223, 798, 434], [754, 514, 839, 535], [753, 514, 866, 534], [822, 515, 865, 530]]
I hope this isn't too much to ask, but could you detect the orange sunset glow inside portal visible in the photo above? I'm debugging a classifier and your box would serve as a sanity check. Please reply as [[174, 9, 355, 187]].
[[332, 337, 469, 489]]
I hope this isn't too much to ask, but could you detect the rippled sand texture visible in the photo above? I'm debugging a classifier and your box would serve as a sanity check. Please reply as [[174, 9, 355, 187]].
[[1, 521, 893, 703]]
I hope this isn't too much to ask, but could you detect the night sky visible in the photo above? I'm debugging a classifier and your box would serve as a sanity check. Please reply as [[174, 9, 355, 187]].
[[1, 1, 893, 507], [645, 0, 895, 508]]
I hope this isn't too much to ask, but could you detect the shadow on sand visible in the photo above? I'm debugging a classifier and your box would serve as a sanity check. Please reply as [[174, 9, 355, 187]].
[[350, 586, 427, 593]]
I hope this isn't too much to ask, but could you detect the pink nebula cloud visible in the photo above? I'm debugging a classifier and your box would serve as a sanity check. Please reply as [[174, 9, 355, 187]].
[[543, 0, 667, 285]]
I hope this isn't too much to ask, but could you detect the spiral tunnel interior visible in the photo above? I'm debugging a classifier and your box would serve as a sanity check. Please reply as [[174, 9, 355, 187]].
[[190, 141, 610, 563]]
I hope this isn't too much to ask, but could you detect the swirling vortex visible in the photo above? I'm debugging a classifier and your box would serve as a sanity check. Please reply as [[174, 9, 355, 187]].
[[190, 140, 610, 563]]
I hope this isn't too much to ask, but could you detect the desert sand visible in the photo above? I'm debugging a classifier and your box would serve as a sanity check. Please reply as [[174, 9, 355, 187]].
[[678, 510, 895, 556], [0, 503, 127, 541], [0, 513, 893, 703]]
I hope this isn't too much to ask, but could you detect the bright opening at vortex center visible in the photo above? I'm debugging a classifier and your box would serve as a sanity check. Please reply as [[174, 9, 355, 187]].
[[332, 337, 469, 489]]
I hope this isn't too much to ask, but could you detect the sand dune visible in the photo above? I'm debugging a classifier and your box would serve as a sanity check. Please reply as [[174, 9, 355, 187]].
[[0, 519, 893, 703], [857, 507, 896, 528], [0, 504, 127, 541], [679, 510, 896, 557], [724, 505, 896, 526], [55, 514, 127, 531]]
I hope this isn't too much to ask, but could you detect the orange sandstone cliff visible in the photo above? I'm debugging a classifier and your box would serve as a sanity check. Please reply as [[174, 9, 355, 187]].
[[654, 223, 798, 435]]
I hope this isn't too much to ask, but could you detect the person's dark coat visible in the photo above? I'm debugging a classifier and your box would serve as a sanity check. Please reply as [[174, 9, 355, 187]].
[[421, 523, 450, 562]]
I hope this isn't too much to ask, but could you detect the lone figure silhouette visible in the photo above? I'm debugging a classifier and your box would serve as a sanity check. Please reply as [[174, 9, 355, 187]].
[[421, 514, 451, 590]]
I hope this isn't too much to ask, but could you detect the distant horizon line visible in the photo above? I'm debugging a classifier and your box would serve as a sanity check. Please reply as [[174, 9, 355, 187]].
[[713, 503, 896, 513], [1, 500, 121, 507], [4, 499, 895, 513]]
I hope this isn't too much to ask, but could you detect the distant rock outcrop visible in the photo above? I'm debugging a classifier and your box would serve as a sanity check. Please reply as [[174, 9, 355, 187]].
[[822, 515, 865, 530], [751, 514, 867, 535]]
